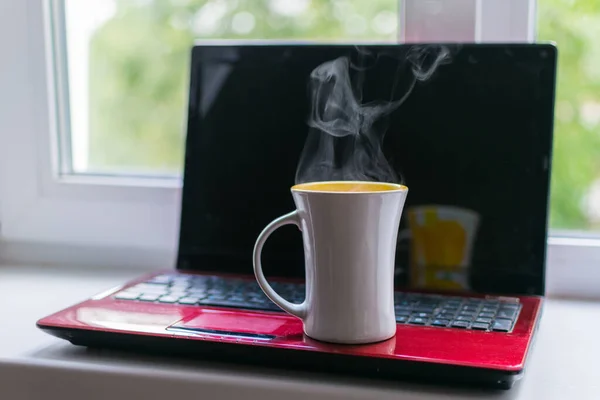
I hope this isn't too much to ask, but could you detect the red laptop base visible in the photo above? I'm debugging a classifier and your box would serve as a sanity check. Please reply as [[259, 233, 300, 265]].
[[37, 270, 543, 390]]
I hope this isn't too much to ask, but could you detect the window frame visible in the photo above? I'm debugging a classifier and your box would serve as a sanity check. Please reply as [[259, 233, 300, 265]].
[[0, 0, 598, 299]]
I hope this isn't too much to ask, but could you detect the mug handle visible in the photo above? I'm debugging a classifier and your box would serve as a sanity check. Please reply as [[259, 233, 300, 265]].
[[253, 210, 307, 319]]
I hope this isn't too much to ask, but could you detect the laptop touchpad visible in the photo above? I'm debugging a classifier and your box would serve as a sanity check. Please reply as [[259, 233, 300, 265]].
[[167, 309, 301, 340]]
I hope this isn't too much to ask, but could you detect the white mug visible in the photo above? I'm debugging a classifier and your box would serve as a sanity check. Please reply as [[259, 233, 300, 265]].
[[253, 181, 408, 344]]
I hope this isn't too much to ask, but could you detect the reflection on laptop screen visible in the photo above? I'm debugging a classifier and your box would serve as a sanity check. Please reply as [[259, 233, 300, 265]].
[[178, 43, 556, 296]]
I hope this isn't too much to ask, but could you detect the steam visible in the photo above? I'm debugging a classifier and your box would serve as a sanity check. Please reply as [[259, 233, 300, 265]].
[[295, 45, 452, 184]]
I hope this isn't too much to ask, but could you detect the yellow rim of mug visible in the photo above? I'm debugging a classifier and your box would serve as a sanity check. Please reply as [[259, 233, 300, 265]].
[[291, 180, 408, 194]]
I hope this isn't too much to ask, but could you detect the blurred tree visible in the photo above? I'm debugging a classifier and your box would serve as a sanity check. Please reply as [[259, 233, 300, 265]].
[[88, 0, 397, 175], [538, 0, 600, 230]]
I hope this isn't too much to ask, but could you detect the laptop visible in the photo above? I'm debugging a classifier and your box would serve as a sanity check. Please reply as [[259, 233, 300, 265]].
[[37, 42, 557, 389]]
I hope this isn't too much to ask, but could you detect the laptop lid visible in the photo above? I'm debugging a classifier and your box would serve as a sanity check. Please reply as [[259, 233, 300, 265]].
[[177, 43, 556, 297]]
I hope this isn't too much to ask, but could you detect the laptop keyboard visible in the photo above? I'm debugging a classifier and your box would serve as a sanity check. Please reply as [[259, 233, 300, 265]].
[[114, 274, 521, 333]]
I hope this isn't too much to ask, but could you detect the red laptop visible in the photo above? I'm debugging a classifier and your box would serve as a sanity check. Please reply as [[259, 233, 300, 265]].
[[37, 42, 557, 389]]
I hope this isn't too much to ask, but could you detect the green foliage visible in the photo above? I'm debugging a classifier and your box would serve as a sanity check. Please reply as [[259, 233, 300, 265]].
[[88, 0, 396, 175], [538, 0, 600, 230], [87, 0, 600, 229]]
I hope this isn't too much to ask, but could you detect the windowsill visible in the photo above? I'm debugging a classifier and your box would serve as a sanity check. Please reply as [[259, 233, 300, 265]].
[[1, 264, 599, 399]]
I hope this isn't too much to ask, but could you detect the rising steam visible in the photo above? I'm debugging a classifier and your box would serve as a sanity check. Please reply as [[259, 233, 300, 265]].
[[295, 45, 452, 184]]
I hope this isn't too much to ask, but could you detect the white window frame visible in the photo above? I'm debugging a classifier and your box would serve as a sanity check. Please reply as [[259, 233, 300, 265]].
[[0, 0, 598, 298]]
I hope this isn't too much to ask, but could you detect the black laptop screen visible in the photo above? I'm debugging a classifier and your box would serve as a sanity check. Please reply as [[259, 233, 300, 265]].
[[178, 43, 556, 296]]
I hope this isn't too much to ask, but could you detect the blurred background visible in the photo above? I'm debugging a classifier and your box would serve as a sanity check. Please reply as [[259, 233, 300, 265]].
[[62, 0, 600, 232]]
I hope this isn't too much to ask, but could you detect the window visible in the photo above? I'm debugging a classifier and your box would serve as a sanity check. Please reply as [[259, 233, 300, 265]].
[[538, 0, 600, 233], [0, 0, 598, 297], [59, 0, 599, 233]]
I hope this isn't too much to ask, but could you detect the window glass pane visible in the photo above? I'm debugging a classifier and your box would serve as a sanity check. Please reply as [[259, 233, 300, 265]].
[[538, 0, 600, 231], [63, 0, 398, 177]]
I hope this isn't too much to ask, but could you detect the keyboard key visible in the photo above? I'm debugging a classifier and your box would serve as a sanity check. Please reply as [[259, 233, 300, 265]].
[[418, 296, 440, 303], [442, 301, 459, 307], [414, 306, 435, 313], [396, 316, 408, 323], [170, 282, 190, 289], [158, 295, 181, 303], [168, 291, 189, 298], [431, 319, 450, 327], [131, 284, 168, 294], [115, 291, 140, 300], [451, 321, 470, 329], [483, 300, 500, 306], [456, 315, 473, 321], [492, 319, 513, 332], [459, 311, 476, 317], [178, 296, 201, 305], [394, 309, 411, 316], [139, 293, 161, 302], [499, 303, 519, 309], [471, 322, 490, 330], [170, 283, 191, 290], [475, 317, 493, 323], [416, 300, 439, 307], [188, 288, 208, 295], [412, 312, 432, 318], [408, 317, 427, 325], [148, 275, 172, 284], [442, 307, 459, 314], [201, 299, 280, 311], [497, 309, 517, 319], [462, 306, 479, 312], [437, 312, 456, 319], [442, 307, 460, 313], [171, 275, 192, 282], [479, 312, 495, 318], [166, 290, 189, 297], [481, 307, 498, 313]]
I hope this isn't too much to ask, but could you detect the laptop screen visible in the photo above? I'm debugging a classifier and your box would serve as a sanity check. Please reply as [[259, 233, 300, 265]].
[[178, 43, 556, 296]]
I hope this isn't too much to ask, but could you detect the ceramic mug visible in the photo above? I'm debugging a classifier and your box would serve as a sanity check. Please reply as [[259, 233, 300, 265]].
[[253, 181, 408, 344]]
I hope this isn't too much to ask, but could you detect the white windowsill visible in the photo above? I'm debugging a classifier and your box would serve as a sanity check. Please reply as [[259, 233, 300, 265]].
[[1, 263, 599, 400]]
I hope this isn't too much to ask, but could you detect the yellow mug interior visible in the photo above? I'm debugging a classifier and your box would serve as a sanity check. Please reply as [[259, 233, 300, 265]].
[[292, 181, 407, 193]]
